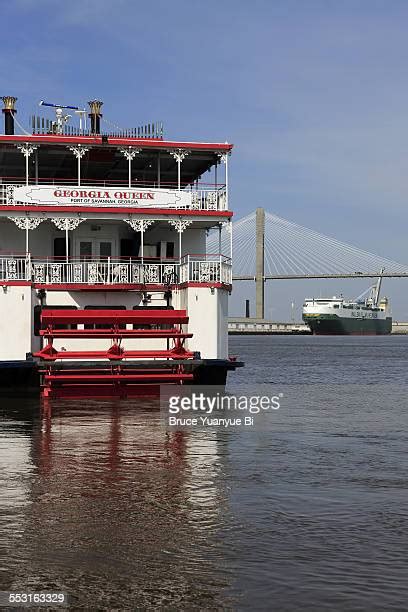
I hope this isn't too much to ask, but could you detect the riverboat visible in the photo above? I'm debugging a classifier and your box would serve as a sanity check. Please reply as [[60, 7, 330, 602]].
[[0, 96, 242, 396]]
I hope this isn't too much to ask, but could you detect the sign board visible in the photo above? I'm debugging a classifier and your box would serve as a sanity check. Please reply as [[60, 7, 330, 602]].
[[8, 185, 192, 208]]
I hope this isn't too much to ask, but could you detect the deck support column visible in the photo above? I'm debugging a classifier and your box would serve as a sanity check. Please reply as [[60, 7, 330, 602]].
[[8, 215, 44, 256], [169, 149, 189, 191], [168, 219, 193, 263], [255, 207, 265, 319], [51, 217, 86, 263], [68, 145, 89, 187], [221, 219, 233, 260], [218, 151, 230, 210], [124, 218, 155, 280], [119, 146, 141, 188], [16, 143, 38, 186]]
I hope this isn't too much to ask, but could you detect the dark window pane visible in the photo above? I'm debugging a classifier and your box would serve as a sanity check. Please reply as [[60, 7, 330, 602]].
[[166, 242, 175, 258], [99, 242, 112, 257], [80, 241, 92, 257]]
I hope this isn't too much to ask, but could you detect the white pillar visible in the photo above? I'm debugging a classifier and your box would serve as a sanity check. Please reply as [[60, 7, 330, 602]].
[[168, 219, 193, 261], [119, 147, 141, 188], [65, 225, 69, 263], [123, 218, 155, 280], [35, 149, 39, 185], [225, 154, 229, 210], [68, 145, 89, 187], [16, 144, 38, 186], [51, 217, 86, 263], [218, 151, 230, 210], [8, 216, 44, 255], [169, 149, 189, 191]]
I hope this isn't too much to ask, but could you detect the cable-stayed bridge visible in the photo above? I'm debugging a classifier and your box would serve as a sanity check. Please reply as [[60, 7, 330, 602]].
[[207, 208, 408, 317]]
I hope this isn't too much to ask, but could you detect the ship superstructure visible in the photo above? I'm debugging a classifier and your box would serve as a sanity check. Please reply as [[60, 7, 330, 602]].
[[302, 274, 392, 335], [0, 96, 241, 396]]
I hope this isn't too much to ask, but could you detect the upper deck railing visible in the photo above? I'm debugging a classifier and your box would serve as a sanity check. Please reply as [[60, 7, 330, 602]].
[[0, 254, 232, 286], [30, 116, 164, 139]]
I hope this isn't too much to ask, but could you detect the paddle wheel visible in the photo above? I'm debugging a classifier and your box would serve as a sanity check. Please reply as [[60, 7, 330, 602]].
[[34, 308, 196, 398]]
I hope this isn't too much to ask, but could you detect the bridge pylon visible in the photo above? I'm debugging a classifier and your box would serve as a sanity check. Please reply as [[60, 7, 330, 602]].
[[256, 207, 265, 318]]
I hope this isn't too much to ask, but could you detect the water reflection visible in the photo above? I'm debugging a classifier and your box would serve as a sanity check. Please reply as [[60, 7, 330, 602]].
[[2, 400, 234, 609], [2, 336, 408, 610], [0, 406, 34, 590]]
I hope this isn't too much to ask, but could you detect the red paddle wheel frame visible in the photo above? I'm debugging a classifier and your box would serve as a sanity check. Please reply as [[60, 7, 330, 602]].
[[34, 309, 196, 398]]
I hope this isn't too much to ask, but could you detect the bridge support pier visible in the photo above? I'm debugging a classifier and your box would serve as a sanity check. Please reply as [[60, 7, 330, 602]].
[[256, 207, 265, 319]]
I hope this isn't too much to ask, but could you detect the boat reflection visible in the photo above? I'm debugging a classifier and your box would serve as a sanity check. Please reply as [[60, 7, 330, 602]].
[[5, 401, 234, 608]]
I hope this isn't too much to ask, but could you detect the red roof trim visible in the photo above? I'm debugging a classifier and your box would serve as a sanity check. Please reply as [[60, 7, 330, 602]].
[[0, 134, 233, 152], [0, 205, 233, 217]]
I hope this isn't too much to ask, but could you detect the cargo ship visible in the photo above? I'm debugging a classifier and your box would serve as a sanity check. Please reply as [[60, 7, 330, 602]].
[[302, 274, 392, 335], [0, 96, 243, 397]]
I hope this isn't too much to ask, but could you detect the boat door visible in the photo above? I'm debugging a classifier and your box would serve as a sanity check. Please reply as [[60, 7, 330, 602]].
[[77, 239, 115, 259]]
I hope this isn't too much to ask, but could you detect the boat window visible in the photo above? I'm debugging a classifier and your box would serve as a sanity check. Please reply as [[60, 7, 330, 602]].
[[80, 241, 93, 258], [99, 242, 112, 258], [53, 237, 71, 258], [333, 304, 339, 308], [166, 241, 175, 258], [120, 236, 140, 258]]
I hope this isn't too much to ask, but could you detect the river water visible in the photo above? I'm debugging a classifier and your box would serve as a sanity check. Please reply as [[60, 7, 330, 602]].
[[1, 335, 408, 611]]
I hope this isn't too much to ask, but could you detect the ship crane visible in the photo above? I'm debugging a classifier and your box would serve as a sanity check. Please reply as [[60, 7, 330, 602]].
[[373, 268, 385, 307], [354, 268, 385, 306]]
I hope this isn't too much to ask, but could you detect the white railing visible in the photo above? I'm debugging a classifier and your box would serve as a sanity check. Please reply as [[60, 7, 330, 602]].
[[0, 183, 227, 211], [180, 254, 232, 285], [0, 255, 28, 281], [0, 255, 232, 285]]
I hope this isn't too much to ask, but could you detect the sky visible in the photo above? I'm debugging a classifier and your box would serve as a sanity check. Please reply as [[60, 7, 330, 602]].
[[3, 0, 408, 319]]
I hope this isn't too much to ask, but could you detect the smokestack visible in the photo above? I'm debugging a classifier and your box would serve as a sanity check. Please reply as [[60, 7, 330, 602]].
[[245, 299, 250, 318], [88, 100, 103, 134], [1, 96, 17, 135]]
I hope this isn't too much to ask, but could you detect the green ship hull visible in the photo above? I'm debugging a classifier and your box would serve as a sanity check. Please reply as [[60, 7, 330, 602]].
[[303, 314, 392, 335]]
